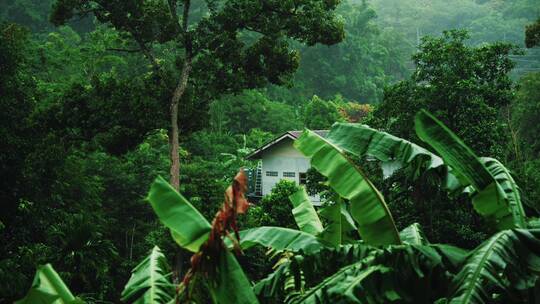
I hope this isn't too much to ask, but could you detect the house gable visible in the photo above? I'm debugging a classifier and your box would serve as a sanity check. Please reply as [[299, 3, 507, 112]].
[[246, 130, 327, 205]]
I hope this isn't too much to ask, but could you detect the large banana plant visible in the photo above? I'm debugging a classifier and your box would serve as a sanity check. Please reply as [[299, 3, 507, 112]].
[[415, 110, 526, 229], [317, 111, 526, 230], [446, 229, 540, 303], [294, 129, 401, 246], [143, 174, 258, 304], [254, 225, 468, 304], [248, 110, 537, 304]]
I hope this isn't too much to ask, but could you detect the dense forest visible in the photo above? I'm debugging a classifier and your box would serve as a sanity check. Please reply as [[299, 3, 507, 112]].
[[1, 0, 540, 303]]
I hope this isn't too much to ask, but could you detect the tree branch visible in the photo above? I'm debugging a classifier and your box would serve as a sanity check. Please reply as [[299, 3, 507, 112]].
[[167, 0, 182, 34], [125, 25, 162, 75], [182, 0, 192, 56]]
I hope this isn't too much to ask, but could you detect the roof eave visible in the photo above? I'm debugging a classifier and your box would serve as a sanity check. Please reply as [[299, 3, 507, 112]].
[[245, 132, 296, 160]]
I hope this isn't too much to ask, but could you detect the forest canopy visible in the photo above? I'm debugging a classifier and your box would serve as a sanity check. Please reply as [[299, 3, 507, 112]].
[[1, 0, 540, 303]]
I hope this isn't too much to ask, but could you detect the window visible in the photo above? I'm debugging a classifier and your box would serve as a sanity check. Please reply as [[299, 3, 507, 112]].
[[266, 171, 278, 177], [299, 172, 307, 185], [283, 172, 295, 178]]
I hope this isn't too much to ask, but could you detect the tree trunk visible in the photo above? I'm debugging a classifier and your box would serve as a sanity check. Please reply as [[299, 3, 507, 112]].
[[169, 57, 192, 191]]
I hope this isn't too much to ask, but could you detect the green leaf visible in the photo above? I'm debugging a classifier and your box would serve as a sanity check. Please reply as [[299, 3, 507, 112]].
[[318, 201, 343, 246], [430, 244, 469, 271], [121, 246, 175, 304], [237, 226, 325, 254], [317, 200, 357, 246], [288, 245, 447, 303], [211, 250, 259, 304], [448, 229, 540, 304], [147, 176, 211, 252], [319, 202, 342, 246], [288, 256, 385, 304], [294, 129, 401, 246], [415, 110, 525, 229], [289, 188, 324, 236], [326, 122, 445, 179], [400, 223, 429, 245], [480, 157, 526, 228], [16, 264, 78, 304]]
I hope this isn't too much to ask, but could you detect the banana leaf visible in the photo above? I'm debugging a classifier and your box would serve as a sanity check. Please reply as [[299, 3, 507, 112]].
[[400, 223, 429, 245], [479, 157, 526, 228], [121, 246, 175, 304], [448, 229, 540, 303], [318, 201, 343, 246], [318, 200, 357, 246], [147, 176, 211, 252], [294, 129, 401, 246], [289, 188, 324, 236], [289, 245, 448, 303], [237, 226, 325, 254], [326, 122, 445, 179], [287, 257, 384, 304], [16, 264, 80, 304], [211, 250, 259, 304], [415, 110, 526, 229]]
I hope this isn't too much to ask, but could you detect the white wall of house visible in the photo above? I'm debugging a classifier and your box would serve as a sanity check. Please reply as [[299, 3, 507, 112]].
[[260, 138, 321, 204]]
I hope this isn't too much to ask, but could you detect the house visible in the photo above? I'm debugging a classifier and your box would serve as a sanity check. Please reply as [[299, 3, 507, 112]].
[[245, 130, 328, 205]]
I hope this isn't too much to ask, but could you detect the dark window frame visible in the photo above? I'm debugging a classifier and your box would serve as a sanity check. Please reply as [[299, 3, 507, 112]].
[[266, 171, 278, 177], [283, 172, 296, 178]]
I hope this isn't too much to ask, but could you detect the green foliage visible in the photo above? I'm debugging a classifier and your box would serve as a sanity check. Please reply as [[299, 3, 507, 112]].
[[303, 95, 343, 129], [237, 227, 324, 254], [15, 110, 540, 304], [399, 223, 429, 245], [525, 18, 540, 48], [364, 29, 519, 247], [212, 251, 260, 304], [258, 180, 300, 229], [249, 115, 540, 303], [138, 176, 259, 304], [292, 2, 409, 102], [0, 0, 93, 33], [449, 229, 540, 303], [370, 0, 538, 46], [147, 176, 211, 252], [0, 22, 35, 221], [295, 129, 401, 246], [4, 0, 540, 302], [210, 91, 300, 135], [16, 264, 80, 304], [513, 72, 540, 159], [50, 0, 345, 118], [324, 122, 446, 181], [121, 246, 175, 304], [317, 200, 358, 246], [510, 72, 540, 211], [415, 110, 526, 229], [368, 30, 515, 158], [289, 188, 324, 236]]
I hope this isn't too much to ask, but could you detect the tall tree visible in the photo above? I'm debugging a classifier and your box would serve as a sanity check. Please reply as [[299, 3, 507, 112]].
[[50, 0, 344, 190], [368, 30, 516, 158]]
